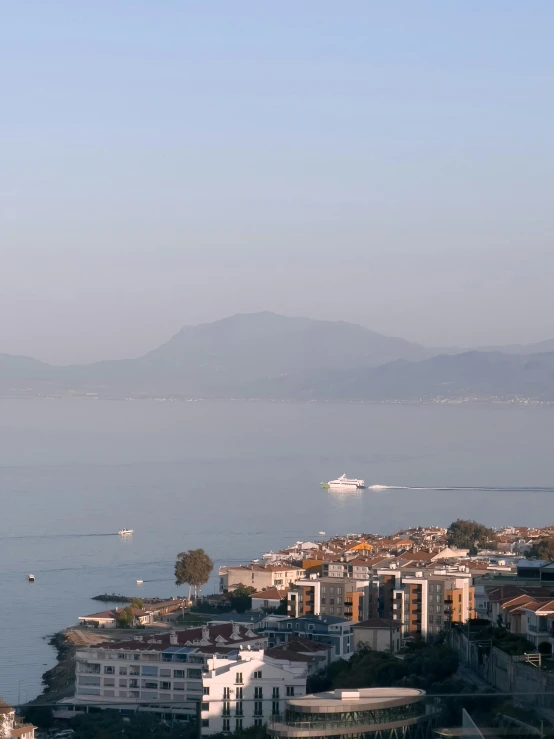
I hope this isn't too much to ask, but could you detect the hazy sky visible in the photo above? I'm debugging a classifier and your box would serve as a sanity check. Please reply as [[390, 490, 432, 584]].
[[1, 2, 553, 363]]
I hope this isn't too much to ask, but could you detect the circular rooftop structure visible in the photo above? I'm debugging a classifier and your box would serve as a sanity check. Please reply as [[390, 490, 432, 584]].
[[268, 687, 439, 739], [287, 687, 426, 713]]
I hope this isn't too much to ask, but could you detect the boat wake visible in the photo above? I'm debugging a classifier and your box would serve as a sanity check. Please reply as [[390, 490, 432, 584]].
[[367, 485, 554, 492]]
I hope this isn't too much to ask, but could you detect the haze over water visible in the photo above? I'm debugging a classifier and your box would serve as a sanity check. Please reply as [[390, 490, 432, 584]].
[[1, 399, 554, 703]]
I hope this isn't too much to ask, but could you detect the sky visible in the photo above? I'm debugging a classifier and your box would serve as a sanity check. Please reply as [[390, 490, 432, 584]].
[[1, 2, 553, 363]]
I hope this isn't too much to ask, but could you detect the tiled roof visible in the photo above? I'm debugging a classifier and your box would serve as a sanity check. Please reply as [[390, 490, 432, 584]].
[[80, 607, 149, 620], [97, 623, 261, 652], [354, 618, 402, 630], [251, 587, 288, 600]]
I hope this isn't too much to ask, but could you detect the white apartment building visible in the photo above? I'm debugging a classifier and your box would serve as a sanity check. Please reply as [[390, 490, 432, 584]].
[[202, 648, 307, 735], [219, 564, 305, 593], [70, 624, 267, 720]]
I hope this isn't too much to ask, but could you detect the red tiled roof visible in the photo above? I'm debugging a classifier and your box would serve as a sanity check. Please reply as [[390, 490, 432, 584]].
[[97, 623, 261, 652], [80, 607, 149, 620], [251, 588, 288, 600]]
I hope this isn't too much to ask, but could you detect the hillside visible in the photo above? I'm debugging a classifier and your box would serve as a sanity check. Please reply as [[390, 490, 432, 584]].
[[1, 313, 554, 401], [256, 351, 554, 401]]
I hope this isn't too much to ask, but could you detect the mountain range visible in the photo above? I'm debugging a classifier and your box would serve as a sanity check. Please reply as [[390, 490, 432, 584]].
[[2, 311, 554, 401]]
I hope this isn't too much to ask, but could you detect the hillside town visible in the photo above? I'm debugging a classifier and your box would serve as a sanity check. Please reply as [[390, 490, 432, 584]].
[[6, 522, 554, 738]]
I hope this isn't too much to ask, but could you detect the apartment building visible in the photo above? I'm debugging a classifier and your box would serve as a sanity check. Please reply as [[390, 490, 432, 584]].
[[374, 566, 475, 637], [287, 576, 373, 622], [71, 624, 267, 719], [219, 565, 305, 593], [202, 649, 307, 735], [258, 615, 354, 661]]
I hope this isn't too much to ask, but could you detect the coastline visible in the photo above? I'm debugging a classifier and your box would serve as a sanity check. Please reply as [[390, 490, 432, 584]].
[[28, 631, 76, 706]]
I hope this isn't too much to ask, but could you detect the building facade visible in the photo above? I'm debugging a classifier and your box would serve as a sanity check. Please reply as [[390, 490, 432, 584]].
[[202, 649, 307, 735], [258, 615, 354, 661], [287, 576, 372, 622], [267, 687, 440, 739], [70, 624, 267, 719], [219, 565, 305, 593], [0, 700, 36, 739], [352, 619, 402, 653], [375, 567, 475, 638]]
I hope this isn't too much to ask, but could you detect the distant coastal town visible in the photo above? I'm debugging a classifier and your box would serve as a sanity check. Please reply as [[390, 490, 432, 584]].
[[11, 521, 554, 739]]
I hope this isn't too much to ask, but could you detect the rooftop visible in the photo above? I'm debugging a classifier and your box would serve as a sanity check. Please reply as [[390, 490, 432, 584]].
[[91, 623, 261, 652], [286, 687, 426, 712]]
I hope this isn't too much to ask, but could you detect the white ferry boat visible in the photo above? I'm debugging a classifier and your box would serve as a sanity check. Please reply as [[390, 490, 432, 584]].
[[322, 474, 365, 489], [118, 528, 133, 536]]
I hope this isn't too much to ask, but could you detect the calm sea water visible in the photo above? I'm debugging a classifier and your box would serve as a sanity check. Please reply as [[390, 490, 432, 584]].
[[1, 399, 554, 703]]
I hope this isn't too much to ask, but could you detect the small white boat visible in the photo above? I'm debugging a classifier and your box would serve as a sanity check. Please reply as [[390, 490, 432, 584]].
[[318, 531, 326, 536], [118, 528, 133, 536], [136, 580, 143, 585], [28, 574, 35, 582]]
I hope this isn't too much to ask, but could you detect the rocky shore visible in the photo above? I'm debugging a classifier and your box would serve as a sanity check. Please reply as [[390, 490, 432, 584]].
[[29, 632, 76, 705]]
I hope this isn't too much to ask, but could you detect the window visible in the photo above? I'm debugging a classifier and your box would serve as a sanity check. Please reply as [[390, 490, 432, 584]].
[[119, 666, 127, 675], [173, 670, 185, 679], [130, 666, 140, 676], [272, 687, 280, 699], [235, 672, 243, 684], [223, 719, 230, 732], [104, 666, 115, 675], [254, 687, 263, 699], [117, 654, 127, 660], [286, 623, 292, 630], [337, 586, 342, 595], [272, 701, 280, 716], [330, 598, 335, 605], [203, 687, 210, 695], [160, 669, 171, 677], [173, 682, 185, 691], [286, 686, 295, 696], [223, 687, 230, 700], [429, 615, 434, 624], [235, 701, 243, 717], [119, 679, 127, 687], [201, 702, 209, 711], [254, 719, 263, 727], [187, 668, 202, 679], [161, 682, 171, 690], [253, 670, 263, 679], [201, 719, 209, 728], [223, 702, 231, 717], [254, 701, 263, 716], [103, 678, 115, 687], [235, 719, 243, 731], [133, 654, 140, 661], [236, 687, 243, 700]]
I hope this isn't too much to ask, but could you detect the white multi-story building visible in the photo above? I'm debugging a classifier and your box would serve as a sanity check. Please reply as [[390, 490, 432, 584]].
[[68, 623, 267, 721], [202, 649, 307, 735]]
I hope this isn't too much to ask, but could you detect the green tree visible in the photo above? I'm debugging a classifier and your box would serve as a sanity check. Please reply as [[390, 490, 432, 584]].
[[131, 598, 144, 609], [447, 519, 497, 555], [229, 583, 256, 613], [175, 548, 213, 600], [117, 606, 135, 628], [528, 537, 554, 561]]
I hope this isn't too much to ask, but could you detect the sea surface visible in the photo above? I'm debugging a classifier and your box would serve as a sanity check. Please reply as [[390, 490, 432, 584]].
[[2, 399, 554, 703]]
